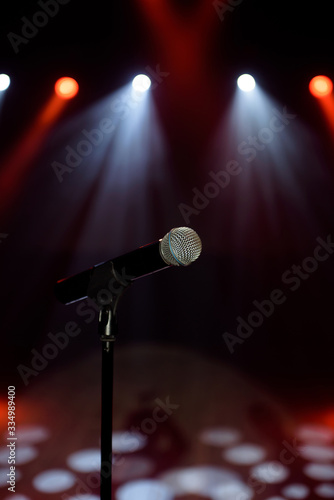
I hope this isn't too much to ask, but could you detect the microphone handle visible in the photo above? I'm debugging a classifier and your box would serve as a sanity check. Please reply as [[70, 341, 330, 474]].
[[54, 240, 170, 305]]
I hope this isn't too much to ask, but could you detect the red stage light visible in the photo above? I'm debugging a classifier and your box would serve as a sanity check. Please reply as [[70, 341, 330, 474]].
[[309, 75, 333, 98], [54, 77, 79, 99]]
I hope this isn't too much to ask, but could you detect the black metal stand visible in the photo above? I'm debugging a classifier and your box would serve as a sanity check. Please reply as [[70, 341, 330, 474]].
[[87, 263, 131, 500], [99, 305, 116, 499]]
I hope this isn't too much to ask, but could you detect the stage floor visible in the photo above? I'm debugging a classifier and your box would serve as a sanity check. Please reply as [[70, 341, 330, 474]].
[[1, 343, 334, 500]]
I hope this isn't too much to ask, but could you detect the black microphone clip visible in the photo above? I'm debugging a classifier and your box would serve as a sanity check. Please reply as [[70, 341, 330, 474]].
[[87, 261, 133, 309]]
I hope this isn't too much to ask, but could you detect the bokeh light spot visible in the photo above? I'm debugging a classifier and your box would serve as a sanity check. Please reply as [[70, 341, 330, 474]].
[[132, 74, 151, 93], [0, 74, 10, 91], [55, 77, 79, 99], [32, 469, 76, 493], [250, 461, 290, 484], [237, 74, 256, 92], [199, 427, 242, 447], [309, 75, 333, 98], [67, 448, 100, 472], [223, 443, 266, 465], [303, 463, 334, 481], [281, 483, 310, 499], [315, 483, 334, 498]]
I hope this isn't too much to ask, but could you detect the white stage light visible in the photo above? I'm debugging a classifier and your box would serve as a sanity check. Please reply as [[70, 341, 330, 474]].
[[0, 74, 10, 91], [237, 74, 256, 92], [132, 74, 151, 93]]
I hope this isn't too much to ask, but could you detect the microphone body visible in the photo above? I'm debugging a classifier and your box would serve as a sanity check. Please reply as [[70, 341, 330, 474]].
[[54, 227, 202, 305], [54, 241, 169, 305]]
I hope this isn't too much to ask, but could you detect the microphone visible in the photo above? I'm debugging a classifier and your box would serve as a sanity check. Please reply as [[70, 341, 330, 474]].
[[54, 227, 202, 305]]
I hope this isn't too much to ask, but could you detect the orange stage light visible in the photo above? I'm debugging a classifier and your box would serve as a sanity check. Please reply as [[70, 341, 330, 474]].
[[54, 77, 79, 100], [309, 75, 333, 98]]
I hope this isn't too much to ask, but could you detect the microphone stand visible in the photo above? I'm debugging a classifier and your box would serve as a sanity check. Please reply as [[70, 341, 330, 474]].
[[87, 263, 131, 500]]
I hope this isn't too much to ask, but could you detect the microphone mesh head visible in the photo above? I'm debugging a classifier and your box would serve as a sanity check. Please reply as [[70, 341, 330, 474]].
[[159, 227, 202, 266]]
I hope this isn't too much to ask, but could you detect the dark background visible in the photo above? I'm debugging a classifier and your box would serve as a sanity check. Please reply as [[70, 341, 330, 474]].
[[1, 0, 334, 411]]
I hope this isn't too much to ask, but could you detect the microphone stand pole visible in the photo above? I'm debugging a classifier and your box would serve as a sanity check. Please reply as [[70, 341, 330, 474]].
[[86, 263, 131, 500], [99, 304, 116, 500]]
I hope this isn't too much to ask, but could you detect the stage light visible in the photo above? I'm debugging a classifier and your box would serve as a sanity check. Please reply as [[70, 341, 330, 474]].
[[54, 77, 79, 99], [237, 74, 256, 92], [309, 76, 333, 98], [132, 74, 151, 92], [0, 74, 10, 91]]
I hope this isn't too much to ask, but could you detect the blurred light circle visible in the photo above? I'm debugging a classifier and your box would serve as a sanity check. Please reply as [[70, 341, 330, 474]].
[[67, 448, 100, 472], [309, 75, 333, 98], [298, 444, 334, 462], [281, 483, 310, 499], [32, 469, 76, 493], [0, 467, 21, 486], [315, 483, 334, 498], [55, 77, 79, 99], [303, 463, 334, 481], [3, 496, 30, 500], [112, 456, 155, 483], [116, 479, 174, 500], [223, 443, 266, 465], [237, 74, 256, 92], [210, 480, 254, 500], [15, 425, 50, 443], [2, 445, 38, 465], [112, 430, 147, 453], [0, 74, 10, 91], [265, 497, 286, 500], [250, 461, 290, 484], [65, 496, 100, 500], [199, 427, 242, 447], [296, 424, 334, 444], [160, 465, 239, 496], [132, 74, 151, 93]]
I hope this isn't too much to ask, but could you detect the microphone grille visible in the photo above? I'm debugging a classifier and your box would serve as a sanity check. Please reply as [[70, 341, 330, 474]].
[[160, 227, 202, 266]]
